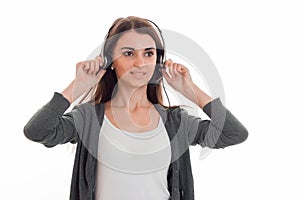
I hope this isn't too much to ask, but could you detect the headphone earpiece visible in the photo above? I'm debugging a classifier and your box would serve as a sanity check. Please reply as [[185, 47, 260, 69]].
[[146, 19, 166, 84], [150, 43, 166, 84], [99, 39, 109, 70], [95, 33, 112, 75], [100, 55, 108, 69]]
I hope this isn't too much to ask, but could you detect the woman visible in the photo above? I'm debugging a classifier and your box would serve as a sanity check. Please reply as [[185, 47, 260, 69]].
[[23, 16, 248, 200]]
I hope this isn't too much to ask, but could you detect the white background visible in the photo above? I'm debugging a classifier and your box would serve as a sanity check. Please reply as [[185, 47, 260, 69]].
[[1, 0, 299, 199]]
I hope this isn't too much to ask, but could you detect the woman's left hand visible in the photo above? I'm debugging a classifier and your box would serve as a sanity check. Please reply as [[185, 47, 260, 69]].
[[162, 59, 194, 95]]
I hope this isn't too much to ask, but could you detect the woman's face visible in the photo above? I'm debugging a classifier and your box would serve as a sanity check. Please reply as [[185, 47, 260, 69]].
[[112, 30, 157, 88]]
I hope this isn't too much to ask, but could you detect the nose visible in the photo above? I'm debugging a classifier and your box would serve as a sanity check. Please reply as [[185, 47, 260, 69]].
[[133, 53, 144, 67]]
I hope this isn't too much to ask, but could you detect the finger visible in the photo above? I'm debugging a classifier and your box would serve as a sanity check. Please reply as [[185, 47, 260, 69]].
[[164, 59, 171, 66], [89, 60, 95, 75], [96, 68, 106, 80], [169, 62, 176, 78], [164, 59, 171, 68], [162, 68, 171, 82], [92, 60, 97, 75], [164, 59, 173, 77], [94, 59, 100, 75], [179, 65, 187, 74], [84, 61, 90, 71], [77, 62, 84, 71], [173, 63, 180, 76], [95, 55, 103, 66], [76, 62, 84, 76]]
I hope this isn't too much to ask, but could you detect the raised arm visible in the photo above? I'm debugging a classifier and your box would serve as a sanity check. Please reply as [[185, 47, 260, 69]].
[[24, 56, 107, 147], [162, 60, 248, 148], [23, 92, 80, 147], [185, 97, 248, 148]]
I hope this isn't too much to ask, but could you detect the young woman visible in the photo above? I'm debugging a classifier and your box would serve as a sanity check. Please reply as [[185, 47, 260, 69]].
[[23, 16, 248, 200]]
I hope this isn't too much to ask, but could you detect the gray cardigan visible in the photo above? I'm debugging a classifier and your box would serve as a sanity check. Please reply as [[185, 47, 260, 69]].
[[23, 92, 248, 200]]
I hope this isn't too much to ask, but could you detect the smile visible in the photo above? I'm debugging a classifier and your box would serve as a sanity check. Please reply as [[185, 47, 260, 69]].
[[130, 72, 146, 78]]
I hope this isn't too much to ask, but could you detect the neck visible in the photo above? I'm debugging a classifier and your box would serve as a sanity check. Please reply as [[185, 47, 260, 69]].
[[109, 83, 152, 112]]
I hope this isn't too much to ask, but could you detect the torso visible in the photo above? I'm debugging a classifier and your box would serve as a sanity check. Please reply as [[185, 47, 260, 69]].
[[104, 102, 161, 133]]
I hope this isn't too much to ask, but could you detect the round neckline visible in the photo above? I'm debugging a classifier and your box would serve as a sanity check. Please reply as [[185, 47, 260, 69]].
[[103, 114, 163, 138]]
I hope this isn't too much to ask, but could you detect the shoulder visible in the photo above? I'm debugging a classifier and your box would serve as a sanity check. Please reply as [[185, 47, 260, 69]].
[[155, 104, 189, 119], [70, 102, 99, 118]]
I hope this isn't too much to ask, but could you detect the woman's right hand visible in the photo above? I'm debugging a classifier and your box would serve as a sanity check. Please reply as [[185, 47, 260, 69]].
[[73, 55, 107, 96]]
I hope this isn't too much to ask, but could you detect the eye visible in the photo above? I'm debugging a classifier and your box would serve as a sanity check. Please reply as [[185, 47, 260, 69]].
[[145, 51, 154, 57], [123, 51, 134, 56]]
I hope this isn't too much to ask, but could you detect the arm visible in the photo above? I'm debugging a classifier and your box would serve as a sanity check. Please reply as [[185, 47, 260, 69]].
[[24, 56, 107, 147], [187, 83, 248, 148], [184, 97, 248, 148], [23, 92, 79, 147], [162, 60, 248, 148]]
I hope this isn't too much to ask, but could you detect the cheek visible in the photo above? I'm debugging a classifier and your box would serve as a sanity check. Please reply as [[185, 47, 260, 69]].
[[149, 62, 156, 71], [114, 60, 132, 78], [117, 68, 129, 78]]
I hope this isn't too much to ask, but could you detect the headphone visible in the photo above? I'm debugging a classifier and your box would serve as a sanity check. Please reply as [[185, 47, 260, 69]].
[[147, 19, 166, 84], [96, 19, 170, 106]]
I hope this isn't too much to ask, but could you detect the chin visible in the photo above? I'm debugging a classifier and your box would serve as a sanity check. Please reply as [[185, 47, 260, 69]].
[[132, 82, 149, 88]]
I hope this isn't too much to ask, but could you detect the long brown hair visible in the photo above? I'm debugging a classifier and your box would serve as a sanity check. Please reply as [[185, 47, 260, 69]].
[[77, 16, 170, 107]]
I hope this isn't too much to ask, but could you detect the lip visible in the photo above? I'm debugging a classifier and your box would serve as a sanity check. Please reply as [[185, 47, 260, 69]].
[[130, 71, 146, 74], [130, 71, 147, 78]]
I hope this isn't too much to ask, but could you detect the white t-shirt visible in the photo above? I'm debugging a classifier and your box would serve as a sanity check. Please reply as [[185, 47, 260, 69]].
[[95, 115, 171, 200]]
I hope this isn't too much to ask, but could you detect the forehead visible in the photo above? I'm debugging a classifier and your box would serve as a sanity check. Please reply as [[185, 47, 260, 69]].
[[115, 30, 156, 49]]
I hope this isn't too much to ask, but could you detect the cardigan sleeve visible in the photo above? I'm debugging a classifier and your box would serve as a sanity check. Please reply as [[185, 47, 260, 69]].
[[183, 97, 248, 149], [23, 92, 81, 147]]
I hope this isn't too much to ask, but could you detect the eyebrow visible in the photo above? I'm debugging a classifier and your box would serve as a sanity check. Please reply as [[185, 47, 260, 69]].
[[120, 47, 155, 51]]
